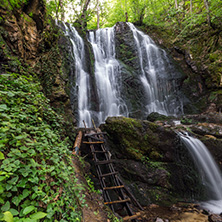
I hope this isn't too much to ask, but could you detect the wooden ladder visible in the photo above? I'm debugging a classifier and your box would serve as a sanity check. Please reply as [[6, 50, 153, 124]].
[[84, 129, 143, 221]]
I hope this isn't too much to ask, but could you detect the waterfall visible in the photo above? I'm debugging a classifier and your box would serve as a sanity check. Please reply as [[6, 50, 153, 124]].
[[180, 133, 222, 213], [88, 27, 128, 123], [58, 21, 184, 127], [127, 23, 183, 116], [58, 22, 93, 127]]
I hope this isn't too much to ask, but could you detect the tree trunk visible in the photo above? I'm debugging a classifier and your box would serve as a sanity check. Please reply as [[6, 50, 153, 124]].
[[81, 0, 91, 29], [97, 0, 99, 29], [190, 0, 192, 14], [59, 0, 65, 21], [175, 0, 178, 9], [203, 0, 212, 28], [125, 12, 128, 22]]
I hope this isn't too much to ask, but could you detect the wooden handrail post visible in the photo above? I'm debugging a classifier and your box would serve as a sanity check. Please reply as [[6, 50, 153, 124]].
[[72, 131, 83, 155]]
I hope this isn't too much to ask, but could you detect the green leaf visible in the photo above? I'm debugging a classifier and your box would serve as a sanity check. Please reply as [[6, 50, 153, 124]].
[[30, 212, 47, 220], [17, 178, 27, 188], [0, 104, 8, 112], [8, 176, 19, 185], [9, 208, 19, 216], [23, 206, 36, 215], [0, 185, 4, 193], [0, 176, 6, 181], [2, 211, 13, 222], [22, 189, 31, 199], [0, 197, 4, 204], [1, 201, 10, 211], [0, 152, 5, 160], [12, 196, 21, 206]]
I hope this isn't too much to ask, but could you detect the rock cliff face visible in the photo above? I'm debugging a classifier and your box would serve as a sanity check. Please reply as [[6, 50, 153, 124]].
[[0, 0, 45, 64], [97, 115, 222, 206], [114, 22, 146, 118], [99, 117, 206, 206]]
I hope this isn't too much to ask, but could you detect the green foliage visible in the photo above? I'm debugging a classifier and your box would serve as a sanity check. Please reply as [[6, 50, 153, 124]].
[[107, 212, 122, 222], [85, 174, 101, 194], [1, 0, 28, 10], [0, 73, 85, 221]]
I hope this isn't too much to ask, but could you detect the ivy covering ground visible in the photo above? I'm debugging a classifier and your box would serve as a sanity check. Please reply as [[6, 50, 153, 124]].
[[0, 73, 85, 222]]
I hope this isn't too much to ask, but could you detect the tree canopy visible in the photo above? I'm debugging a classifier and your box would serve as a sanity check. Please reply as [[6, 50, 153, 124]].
[[44, 0, 222, 31]]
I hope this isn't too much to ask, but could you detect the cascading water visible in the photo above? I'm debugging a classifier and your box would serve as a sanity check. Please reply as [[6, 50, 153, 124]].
[[58, 22, 93, 127], [180, 133, 222, 214], [58, 21, 184, 127], [88, 27, 128, 123], [127, 23, 183, 116]]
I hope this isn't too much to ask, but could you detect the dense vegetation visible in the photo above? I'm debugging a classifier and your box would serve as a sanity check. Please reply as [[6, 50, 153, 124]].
[[45, 0, 222, 31], [0, 73, 85, 221]]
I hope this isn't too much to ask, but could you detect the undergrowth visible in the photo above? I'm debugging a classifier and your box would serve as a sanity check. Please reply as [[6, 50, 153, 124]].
[[0, 73, 85, 221]]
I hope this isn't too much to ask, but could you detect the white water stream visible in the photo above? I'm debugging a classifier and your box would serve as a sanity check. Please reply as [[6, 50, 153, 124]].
[[180, 133, 222, 214], [58, 22, 183, 127], [127, 23, 183, 116], [88, 27, 128, 123], [60, 22, 93, 127]]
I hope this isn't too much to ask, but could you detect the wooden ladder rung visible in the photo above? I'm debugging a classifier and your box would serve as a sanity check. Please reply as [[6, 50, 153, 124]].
[[85, 132, 107, 136], [92, 150, 108, 153], [100, 172, 118, 178], [123, 214, 139, 221], [95, 160, 113, 165], [83, 141, 104, 144], [104, 198, 131, 205], [103, 185, 124, 190]]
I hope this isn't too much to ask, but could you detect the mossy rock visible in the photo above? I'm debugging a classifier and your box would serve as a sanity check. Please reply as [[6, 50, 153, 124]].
[[147, 112, 173, 122]]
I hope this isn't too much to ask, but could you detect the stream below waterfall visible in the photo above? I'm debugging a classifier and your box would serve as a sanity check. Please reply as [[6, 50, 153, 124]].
[[180, 133, 222, 214]]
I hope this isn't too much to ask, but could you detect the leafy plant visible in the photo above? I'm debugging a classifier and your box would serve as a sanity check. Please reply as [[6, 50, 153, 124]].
[[85, 174, 101, 194], [0, 73, 85, 221]]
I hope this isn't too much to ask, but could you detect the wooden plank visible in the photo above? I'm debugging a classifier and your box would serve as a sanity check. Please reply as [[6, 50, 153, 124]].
[[104, 198, 130, 205], [100, 172, 118, 177], [86, 135, 105, 141], [72, 131, 83, 155], [95, 160, 113, 165], [83, 141, 104, 144], [103, 185, 124, 190], [104, 185, 124, 190], [122, 214, 139, 221], [92, 150, 108, 153]]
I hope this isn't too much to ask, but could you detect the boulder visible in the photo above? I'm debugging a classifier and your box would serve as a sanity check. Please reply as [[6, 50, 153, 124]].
[[100, 116, 204, 206]]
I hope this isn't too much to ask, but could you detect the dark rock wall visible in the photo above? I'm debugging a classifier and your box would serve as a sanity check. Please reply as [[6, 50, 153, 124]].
[[114, 22, 146, 118], [99, 117, 205, 206]]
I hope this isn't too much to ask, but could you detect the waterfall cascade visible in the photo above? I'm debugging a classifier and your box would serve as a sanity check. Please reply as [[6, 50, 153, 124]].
[[58, 22, 184, 127], [180, 133, 222, 214], [59, 22, 93, 127], [128, 23, 183, 116], [88, 27, 129, 124]]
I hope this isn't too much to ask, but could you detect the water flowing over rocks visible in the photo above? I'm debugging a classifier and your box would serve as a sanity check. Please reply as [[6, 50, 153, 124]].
[[54, 22, 186, 127]]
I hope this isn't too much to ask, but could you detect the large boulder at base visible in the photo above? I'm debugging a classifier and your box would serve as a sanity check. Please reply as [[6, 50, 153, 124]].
[[100, 117, 205, 206]]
